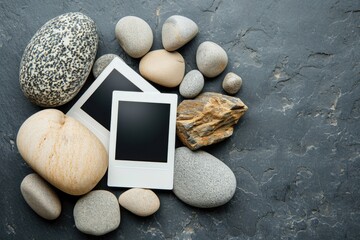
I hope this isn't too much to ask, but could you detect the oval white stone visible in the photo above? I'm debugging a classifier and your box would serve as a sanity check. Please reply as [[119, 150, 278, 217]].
[[20, 173, 61, 220], [115, 16, 153, 58], [16, 109, 108, 196], [162, 15, 199, 51], [196, 41, 228, 78], [119, 188, 160, 217], [179, 70, 204, 98], [173, 147, 237, 208], [19, 12, 98, 107]]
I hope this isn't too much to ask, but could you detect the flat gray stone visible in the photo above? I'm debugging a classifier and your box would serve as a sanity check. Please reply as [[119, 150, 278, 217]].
[[173, 147, 237, 208], [92, 54, 124, 78], [73, 190, 120, 236], [162, 15, 198, 51], [19, 12, 98, 107], [20, 173, 61, 220], [179, 70, 204, 98]]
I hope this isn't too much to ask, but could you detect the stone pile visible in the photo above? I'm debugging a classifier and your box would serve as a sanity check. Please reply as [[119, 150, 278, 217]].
[[17, 12, 249, 236]]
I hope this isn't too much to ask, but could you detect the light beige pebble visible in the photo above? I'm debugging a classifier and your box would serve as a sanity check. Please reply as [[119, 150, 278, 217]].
[[162, 15, 199, 51], [16, 109, 108, 196], [115, 16, 153, 58], [222, 72, 243, 95], [196, 41, 228, 78], [20, 173, 61, 220], [139, 49, 185, 87], [119, 188, 160, 217]]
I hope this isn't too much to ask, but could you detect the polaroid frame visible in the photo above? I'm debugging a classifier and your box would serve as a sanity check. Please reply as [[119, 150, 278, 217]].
[[108, 91, 178, 190], [67, 58, 159, 151]]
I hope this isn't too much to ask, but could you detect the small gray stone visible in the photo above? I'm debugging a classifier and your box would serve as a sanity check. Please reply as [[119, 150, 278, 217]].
[[162, 15, 199, 51], [92, 54, 124, 78], [222, 72, 243, 95], [179, 70, 204, 98], [74, 190, 120, 236], [19, 12, 98, 107], [196, 41, 228, 78], [115, 16, 153, 58], [20, 173, 61, 220], [173, 147, 237, 208]]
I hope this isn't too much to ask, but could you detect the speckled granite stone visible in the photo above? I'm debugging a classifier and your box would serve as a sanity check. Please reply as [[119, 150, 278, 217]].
[[19, 12, 98, 107]]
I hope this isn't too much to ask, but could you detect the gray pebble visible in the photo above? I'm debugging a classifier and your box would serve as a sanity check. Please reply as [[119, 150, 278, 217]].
[[173, 147, 237, 208], [162, 15, 199, 51], [196, 41, 228, 78], [20, 173, 61, 220], [179, 70, 204, 98], [222, 72, 243, 95], [19, 12, 98, 107], [74, 190, 120, 236], [92, 54, 124, 78], [115, 16, 153, 58]]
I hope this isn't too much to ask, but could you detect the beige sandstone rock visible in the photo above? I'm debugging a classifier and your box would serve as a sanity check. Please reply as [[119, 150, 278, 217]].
[[176, 92, 248, 150], [16, 109, 108, 195], [119, 188, 160, 217], [139, 49, 185, 87]]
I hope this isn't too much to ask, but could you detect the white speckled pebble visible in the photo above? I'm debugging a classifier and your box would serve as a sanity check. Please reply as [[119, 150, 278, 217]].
[[222, 72, 243, 95], [119, 188, 160, 217], [115, 16, 153, 58], [196, 41, 228, 78], [19, 12, 98, 107], [20, 173, 61, 220], [173, 147, 236, 208], [74, 190, 120, 236], [92, 54, 124, 78], [179, 70, 204, 98], [162, 15, 199, 51]]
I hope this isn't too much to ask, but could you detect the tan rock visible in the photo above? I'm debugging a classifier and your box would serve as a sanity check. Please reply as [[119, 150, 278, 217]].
[[176, 92, 248, 150], [119, 188, 160, 217], [16, 109, 108, 195], [139, 49, 185, 87]]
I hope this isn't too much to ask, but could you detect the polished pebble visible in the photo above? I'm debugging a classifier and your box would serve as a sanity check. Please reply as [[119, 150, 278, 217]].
[[179, 70, 204, 98], [92, 54, 124, 78], [119, 188, 160, 217], [196, 41, 228, 78]]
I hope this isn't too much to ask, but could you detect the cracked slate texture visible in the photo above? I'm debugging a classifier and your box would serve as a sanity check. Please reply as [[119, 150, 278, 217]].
[[0, 0, 359, 239]]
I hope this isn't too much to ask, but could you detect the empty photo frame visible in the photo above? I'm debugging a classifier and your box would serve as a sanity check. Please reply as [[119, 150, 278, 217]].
[[108, 91, 178, 190], [67, 58, 159, 151]]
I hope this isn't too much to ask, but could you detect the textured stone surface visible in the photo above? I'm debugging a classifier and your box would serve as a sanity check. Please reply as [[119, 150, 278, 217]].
[[92, 54, 123, 78], [1, 1, 360, 239], [20, 173, 61, 220], [119, 188, 160, 217], [196, 41, 228, 78], [222, 72, 243, 95], [74, 190, 120, 236], [173, 147, 236, 208], [19, 12, 98, 107], [177, 92, 248, 150], [16, 109, 108, 195], [179, 69, 204, 98]]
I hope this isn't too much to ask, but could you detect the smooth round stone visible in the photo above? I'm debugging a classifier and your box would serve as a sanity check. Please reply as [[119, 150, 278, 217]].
[[16, 109, 108, 196], [74, 190, 120, 236], [179, 70, 204, 98], [196, 41, 228, 78], [173, 147, 237, 208], [162, 15, 199, 51], [222, 72, 243, 95], [92, 54, 124, 78], [115, 16, 153, 58], [119, 188, 160, 217], [139, 49, 185, 87], [20, 173, 61, 220], [19, 12, 98, 107]]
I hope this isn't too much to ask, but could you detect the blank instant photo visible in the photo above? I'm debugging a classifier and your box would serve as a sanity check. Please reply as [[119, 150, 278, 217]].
[[108, 91, 177, 190], [67, 58, 159, 151]]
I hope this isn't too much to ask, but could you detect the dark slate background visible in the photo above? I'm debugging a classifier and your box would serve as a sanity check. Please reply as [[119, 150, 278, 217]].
[[1, 0, 360, 239]]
